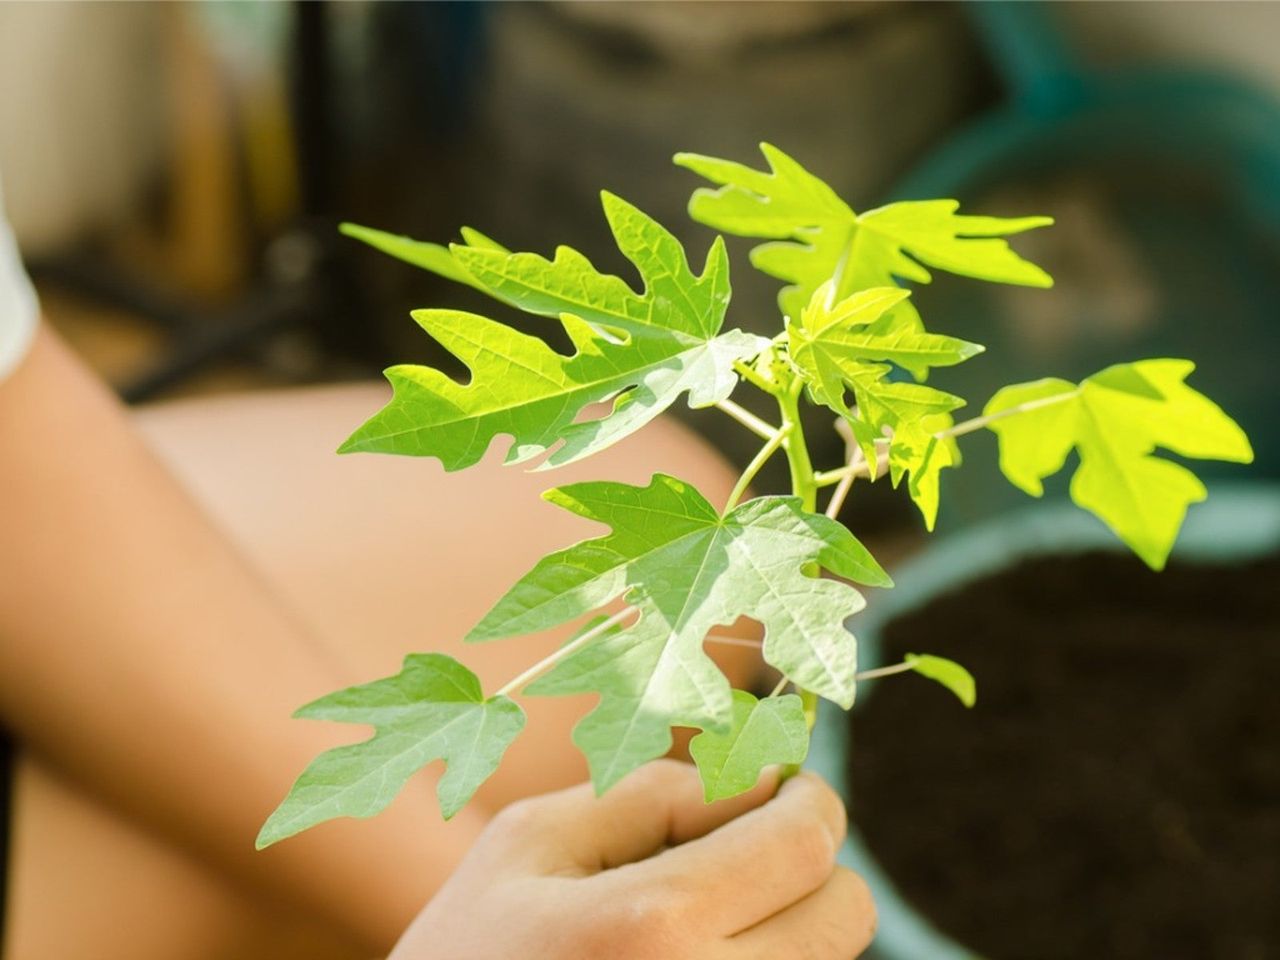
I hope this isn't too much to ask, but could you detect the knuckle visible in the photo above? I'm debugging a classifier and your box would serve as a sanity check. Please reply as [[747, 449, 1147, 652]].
[[836, 867, 875, 915], [819, 869, 878, 956], [805, 776, 849, 847], [782, 816, 838, 886], [838, 868, 879, 946]]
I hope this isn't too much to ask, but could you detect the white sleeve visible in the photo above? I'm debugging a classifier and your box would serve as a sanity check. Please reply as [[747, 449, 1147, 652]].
[[0, 175, 39, 382]]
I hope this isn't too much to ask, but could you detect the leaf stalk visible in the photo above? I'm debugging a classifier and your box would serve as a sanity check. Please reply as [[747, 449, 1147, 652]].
[[941, 389, 1080, 439], [724, 428, 789, 512], [494, 607, 636, 698], [714, 397, 782, 441], [772, 357, 823, 780]]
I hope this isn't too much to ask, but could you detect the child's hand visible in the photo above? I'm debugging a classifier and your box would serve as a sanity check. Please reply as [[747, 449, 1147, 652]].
[[390, 760, 875, 959]]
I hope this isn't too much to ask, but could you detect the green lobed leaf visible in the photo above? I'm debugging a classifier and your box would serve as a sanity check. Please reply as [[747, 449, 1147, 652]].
[[789, 283, 975, 529], [986, 359, 1253, 569], [469, 473, 890, 793], [788, 284, 981, 411], [689, 690, 809, 802], [904, 653, 976, 708], [676, 142, 1053, 322], [257, 654, 524, 848], [340, 222, 507, 292], [897, 413, 964, 532], [340, 194, 768, 470]]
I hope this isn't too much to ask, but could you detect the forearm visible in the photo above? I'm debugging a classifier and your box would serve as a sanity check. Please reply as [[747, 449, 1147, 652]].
[[0, 328, 477, 952]]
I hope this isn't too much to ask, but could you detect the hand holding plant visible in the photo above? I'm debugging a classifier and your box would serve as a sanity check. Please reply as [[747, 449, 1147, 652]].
[[388, 761, 873, 960]]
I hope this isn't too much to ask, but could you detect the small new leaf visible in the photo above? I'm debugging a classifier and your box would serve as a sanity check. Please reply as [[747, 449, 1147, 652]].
[[986, 359, 1253, 569], [690, 690, 809, 802], [898, 414, 963, 531], [677, 142, 1053, 320], [789, 283, 975, 528], [904, 653, 976, 708], [341, 194, 767, 470], [789, 284, 982, 414], [257, 654, 524, 848], [469, 473, 890, 793]]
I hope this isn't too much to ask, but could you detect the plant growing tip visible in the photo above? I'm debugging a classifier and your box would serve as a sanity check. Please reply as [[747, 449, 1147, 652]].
[[263, 141, 1250, 843]]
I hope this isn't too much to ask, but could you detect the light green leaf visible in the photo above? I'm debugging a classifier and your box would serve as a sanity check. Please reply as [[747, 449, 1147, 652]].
[[677, 142, 1053, 321], [470, 473, 890, 793], [899, 414, 963, 532], [904, 653, 976, 708], [257, 654, 524, 848], [986, 359, 1253, 569], [340, 194, 768, 470], [789, 282, 981, 416], [689, 690, 809, 802], [788, 283, 973, 528], [340, 222, 507, 291]]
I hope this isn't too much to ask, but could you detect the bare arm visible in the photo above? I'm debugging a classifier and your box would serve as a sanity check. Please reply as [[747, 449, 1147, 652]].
[[0, 327, 478, 953]]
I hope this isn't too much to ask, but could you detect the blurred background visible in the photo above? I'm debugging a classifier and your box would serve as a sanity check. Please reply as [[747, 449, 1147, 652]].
[[1, 3, 1276, 958], [2, 1, 1274, 510]]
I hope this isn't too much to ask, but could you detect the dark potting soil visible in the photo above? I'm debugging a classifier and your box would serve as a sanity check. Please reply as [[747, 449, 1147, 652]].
[[848, 551, 1280, 960]]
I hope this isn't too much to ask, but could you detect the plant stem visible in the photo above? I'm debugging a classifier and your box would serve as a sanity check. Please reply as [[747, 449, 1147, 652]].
[[814, 390, 1079, 488], [776, 380, 817, 513], [495, 607, 635, 697], [767, 674, 791, 698], [824, 419, 864, 519], [814, 448, 890, 487], [724, 427, 788, 512], [824, 471, 856, 519], [714, 397, 781, 441], [772, 363, 823, 781], [940, 389, 1079, 439], [854, 661, 916, 681], [703, 633, 763, 650]]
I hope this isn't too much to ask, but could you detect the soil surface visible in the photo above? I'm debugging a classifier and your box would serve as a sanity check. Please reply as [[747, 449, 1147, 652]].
[[848, 551, 1280, 960]]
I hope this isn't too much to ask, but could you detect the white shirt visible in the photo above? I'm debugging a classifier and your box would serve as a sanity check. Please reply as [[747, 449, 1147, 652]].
[[0, 176, 39, 382]]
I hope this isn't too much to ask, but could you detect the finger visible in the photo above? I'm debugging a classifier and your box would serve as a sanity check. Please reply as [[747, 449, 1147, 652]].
[[731, 867, 877, 959], [620, 772, 847, 936], [496, 759, 780, 874]]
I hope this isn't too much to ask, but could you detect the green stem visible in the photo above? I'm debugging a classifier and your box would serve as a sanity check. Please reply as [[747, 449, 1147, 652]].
[[814, 448, 889, 487], [854, 661, 916, 682], [724, 428, 788, 513], [714, 398, 781, 441], [495, 607, 634, 697], [776, 380, 818, 513], [813, 390, 1080, 489], [772, 363, 822, 781], [941, 389, 1079, 439]]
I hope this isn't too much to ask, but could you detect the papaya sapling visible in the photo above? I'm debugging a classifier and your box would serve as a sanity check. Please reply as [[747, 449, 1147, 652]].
[[257, 143, 1252, 848]]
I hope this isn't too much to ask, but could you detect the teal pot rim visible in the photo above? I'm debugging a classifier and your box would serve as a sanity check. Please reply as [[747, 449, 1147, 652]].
[[805, 482, 1280, 960]]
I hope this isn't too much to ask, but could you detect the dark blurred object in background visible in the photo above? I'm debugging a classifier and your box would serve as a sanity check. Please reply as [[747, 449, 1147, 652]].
[[892, 2, 1280, 525]]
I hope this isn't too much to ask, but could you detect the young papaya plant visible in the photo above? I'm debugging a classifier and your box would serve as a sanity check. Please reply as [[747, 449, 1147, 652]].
[[257, 143, 1252, 848]]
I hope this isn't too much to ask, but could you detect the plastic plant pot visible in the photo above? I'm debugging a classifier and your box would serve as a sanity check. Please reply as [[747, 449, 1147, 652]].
[[804, 483, 1280, 960]]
